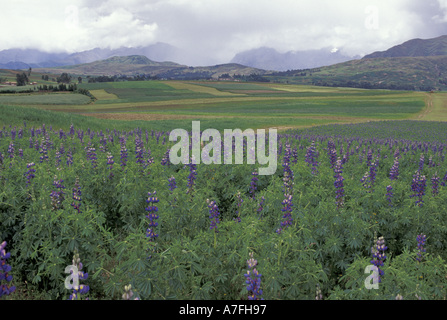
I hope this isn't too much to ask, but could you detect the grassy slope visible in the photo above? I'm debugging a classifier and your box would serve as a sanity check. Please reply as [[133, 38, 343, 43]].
[[267, 56, 447, 91]]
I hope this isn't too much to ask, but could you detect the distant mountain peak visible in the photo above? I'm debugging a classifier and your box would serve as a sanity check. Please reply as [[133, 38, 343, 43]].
[[231, 46, 356, 71], [363, 35, 447, 59]]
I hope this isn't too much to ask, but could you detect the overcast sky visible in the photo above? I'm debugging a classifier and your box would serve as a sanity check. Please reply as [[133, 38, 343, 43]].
[[1, 0, 447, 65]]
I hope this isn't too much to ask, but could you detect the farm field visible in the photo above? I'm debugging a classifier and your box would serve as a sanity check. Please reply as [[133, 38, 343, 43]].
[[1, 80, 447, 300], [0, 80, 435, 132]]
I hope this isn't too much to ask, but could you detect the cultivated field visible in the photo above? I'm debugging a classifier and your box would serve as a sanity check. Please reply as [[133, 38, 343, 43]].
[[1, 80, 447, 301]]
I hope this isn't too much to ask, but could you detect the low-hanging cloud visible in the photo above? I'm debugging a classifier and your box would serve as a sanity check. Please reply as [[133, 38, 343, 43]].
[[1, 0, 447, 65]]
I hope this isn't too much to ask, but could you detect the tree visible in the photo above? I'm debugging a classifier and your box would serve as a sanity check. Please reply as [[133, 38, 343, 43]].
[[78, 76, 82, 84], [57, 73, 72, 84], [16, 72, 29, 86]]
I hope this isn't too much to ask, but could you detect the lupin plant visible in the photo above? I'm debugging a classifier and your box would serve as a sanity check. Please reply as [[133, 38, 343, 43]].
[[207, 199, 220, 234], [416, 234, 427, 262], [168, 175, 177, 192], [71, 177, 82, 214], [327, 139, 337, 168], [389, 157, 400, 180], [315, 284, 323, 300], [69, 249, 89, 300], [0, 241, 16, 298], [418, 153, 424, 173], [305, 141, 319, 174], [257, 196, 265, 219], [431, 173, 439, 196], [161, 148, 171, 166], [244, 252, 263, 300], [50, 175, 66, 211], [276, 193, 293, 234], [186, 158, 197, 196], [86, 145, 97, 169], [120, 137, 128, 169], [233, 191, 243, 223], [122, 284, 139, 300], [24, 162, 36, 185], [249, 169, 258, 200], [410, 171, 426, 207], [106, 152, 114, 179], [370, 236, 387, 283], [145, 191, 160, 243], [333, 158, 345, 210], [386, 185, 393, 207]]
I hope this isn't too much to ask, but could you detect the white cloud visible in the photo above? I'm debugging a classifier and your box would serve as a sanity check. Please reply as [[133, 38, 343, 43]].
[[0, 0, 446, 64]]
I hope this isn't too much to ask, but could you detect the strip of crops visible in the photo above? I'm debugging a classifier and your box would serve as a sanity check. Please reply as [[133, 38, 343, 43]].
[[1, 120, 447, 300]]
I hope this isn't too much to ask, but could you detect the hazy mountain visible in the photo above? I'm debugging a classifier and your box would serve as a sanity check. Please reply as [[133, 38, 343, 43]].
[[34, 55, 267, 79], [0, 42, 182, 69], [363, 35, 447, 59], [231, 47, 358, 71]]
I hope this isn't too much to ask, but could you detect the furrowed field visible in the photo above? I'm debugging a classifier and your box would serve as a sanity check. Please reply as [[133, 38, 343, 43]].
[[1, 80, 447, 300]]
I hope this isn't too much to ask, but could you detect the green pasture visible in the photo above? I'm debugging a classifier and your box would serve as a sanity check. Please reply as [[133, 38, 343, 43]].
[[0, 80, 442, 132]]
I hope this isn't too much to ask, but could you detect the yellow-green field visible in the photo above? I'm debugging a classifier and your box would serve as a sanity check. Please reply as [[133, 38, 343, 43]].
[[0, 80, 445, 132]]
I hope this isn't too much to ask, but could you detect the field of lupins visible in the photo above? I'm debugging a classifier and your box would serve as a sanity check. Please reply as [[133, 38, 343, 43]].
[[1, 120, 447, 300]]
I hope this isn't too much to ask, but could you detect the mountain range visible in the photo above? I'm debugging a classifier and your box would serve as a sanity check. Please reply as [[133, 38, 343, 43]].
[[230, 47, 358, 71], [0, 42, 357, 72], [2, 34, 447, 91]]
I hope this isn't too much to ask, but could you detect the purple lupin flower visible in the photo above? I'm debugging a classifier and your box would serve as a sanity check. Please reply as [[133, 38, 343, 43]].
[[441, 171, 447, 187], [276, 193, 293, 234], [418, 153, 424, 173], [244, 252, 263, 300], [282, 143, 294, 194], [370, 236, 387, 283], [0, 240, 16, 297], [161, 148, 171, 166], [66, 149, 73, 167], [327, 139, 337, 168], [71, 177, 82, 214], [86, 144, 97, 169], [410, 171, 426, 207], [233, 191, 243, 223], [431, 173, 439, 196], [51, 175, 65, 210], [292, 146, 298, 164], [186, 158, 197, 195], [122, 284, 139, 300], [106, 152, 114, 179], [315, 284, 323, 300], [168, 175, 177, 191], [257, 196, 265, 219], [305, 141, 319, 174], [333, 158, 345, 209], [416, 234, 427, 262], [7, 142, 14, 159], [389, 157, 399, 180], [207, 199, 220, 233], [386, 185, 393, 207], [145, 191, 159, 242], [249, 169, 258, 200], [120, 137, 128, 169], [69, 249, 89, 300], [24, 162, 36, 185]]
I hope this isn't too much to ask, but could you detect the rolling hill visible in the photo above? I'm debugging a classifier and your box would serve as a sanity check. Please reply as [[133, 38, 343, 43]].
[[32, 55, 269, 80], [266, 35, 447, 91], [267, 55, 447, 91], [364, 35, 447, 59]]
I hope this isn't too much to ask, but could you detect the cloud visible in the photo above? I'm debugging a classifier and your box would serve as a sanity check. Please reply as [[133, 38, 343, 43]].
[[1, 0, 447, 65]]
